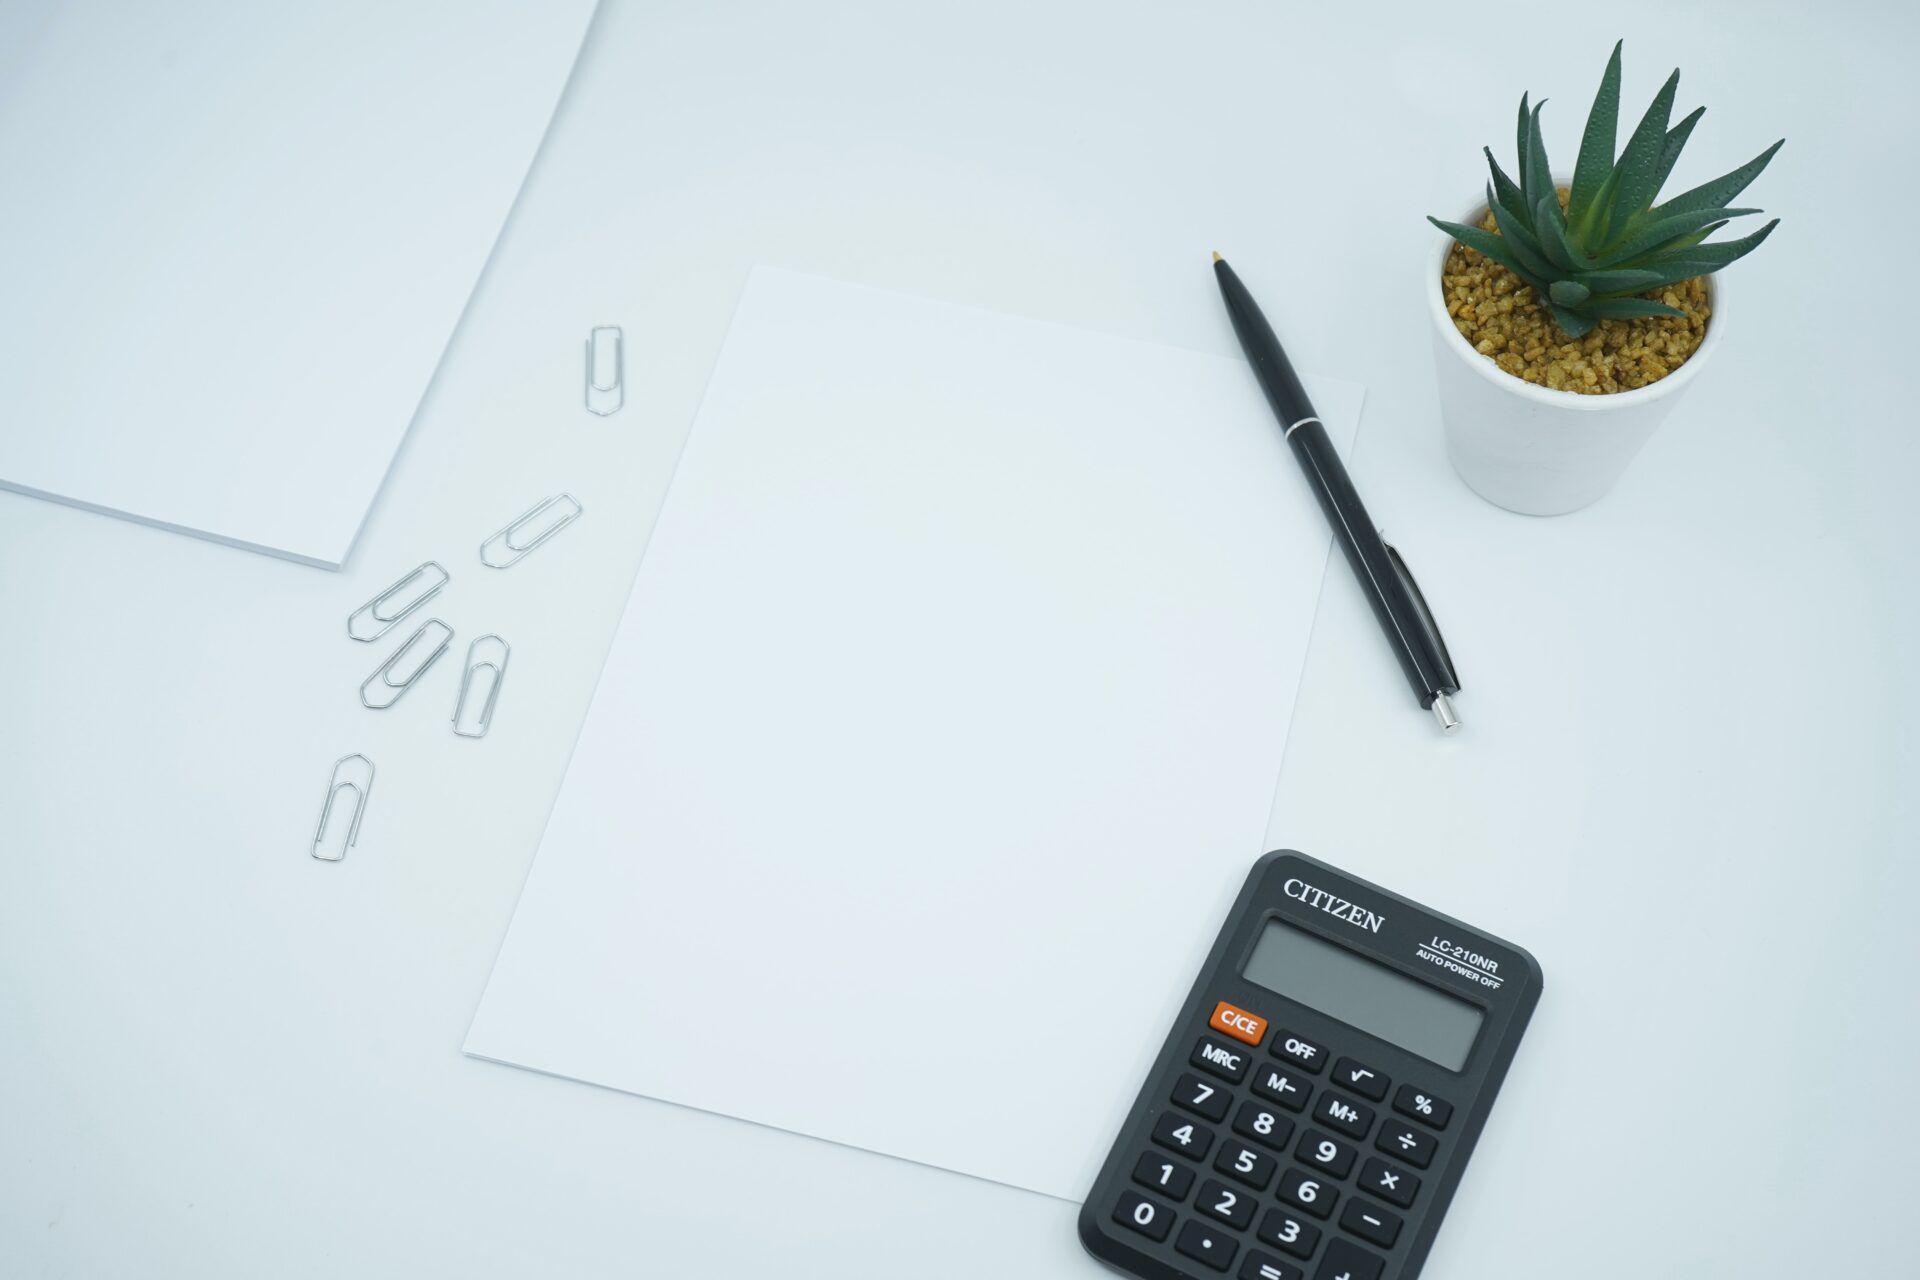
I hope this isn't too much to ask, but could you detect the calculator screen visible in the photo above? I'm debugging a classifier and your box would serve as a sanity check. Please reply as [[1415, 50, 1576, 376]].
[[1242, 919, 1483, 1071]]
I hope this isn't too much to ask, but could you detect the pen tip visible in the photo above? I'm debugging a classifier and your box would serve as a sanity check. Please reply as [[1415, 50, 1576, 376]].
[[1211, 251, 1223, 263]]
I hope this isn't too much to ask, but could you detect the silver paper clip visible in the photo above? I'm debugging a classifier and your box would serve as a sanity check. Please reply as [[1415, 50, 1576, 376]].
[[346, 561, 449, 642], [586, 324, 624, 416], [452, 634, 510, 739], [312, 753, 375, 861], [480, 494, 583, 569], [360, 618, 453, 709]]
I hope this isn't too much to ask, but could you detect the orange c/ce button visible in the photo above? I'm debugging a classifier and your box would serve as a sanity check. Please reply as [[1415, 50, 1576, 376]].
[[1209, 1001, 1267, 1046]]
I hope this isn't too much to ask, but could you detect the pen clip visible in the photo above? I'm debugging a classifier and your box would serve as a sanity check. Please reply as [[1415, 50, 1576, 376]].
[[1381, 539, 1459, 694]]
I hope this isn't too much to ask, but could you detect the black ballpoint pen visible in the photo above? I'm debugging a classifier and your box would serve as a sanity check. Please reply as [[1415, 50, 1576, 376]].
[[1212, 252, 1463, 732]]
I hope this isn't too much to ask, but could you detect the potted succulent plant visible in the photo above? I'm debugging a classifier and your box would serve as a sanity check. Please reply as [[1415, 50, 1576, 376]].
[[1427, 42, 1782, 514]]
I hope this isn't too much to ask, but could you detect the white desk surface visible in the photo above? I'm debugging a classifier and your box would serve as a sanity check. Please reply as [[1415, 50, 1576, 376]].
[[3, 2, 1914, 1276]]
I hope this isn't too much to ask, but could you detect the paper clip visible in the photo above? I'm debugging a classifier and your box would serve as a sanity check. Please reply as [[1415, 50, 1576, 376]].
[[346, 561, 449, 642], [452, 634, 510, 739], [360, 618, 453, 709], [312, 753, 375, 861], [586, 324, 624, 416], [480, 494, 583, 569]]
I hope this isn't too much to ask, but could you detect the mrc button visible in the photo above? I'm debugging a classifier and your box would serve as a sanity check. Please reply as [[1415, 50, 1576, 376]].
[[1209, 1001, 1269, 1046], [1191, 1035, 1251, 1082]]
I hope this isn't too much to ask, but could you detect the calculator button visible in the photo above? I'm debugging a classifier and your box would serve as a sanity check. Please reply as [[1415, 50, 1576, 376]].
[[1312, 1091, 1374, 1140], [1357, 1157, 1418, 1208], [1251, 1064, 1311, 1112], [1256, 1207, 1321, 1259], [1176, 1219, 1239, 1272], [1133, 1151, 1195, 1201], [1393, 1083, 1453, 1130], [1313, 1238, 1385, 1280], [1210, 1000, 1270, 1047], [1338, 1198, 1402, 1249], [1213, 1140, 1277, 1191], [1197, 1178, 1257, 1230], [1152, 1112, 1216, 1160], [1276, 1167, 1338, 1219], [1173, 1071, 1232, 1122], [1192, 1036, 1252, 1083], [1239, 1251, 1306, 1280], [1375, 1120, 1438, 1169], [1295, 1128, 1357, 1179], [1272, 1031, 1327, 1073], [1331, 1057, 1389, 1102], [1111, 1190, 1175, 1243], [1232, 1101, 1296, 1151]]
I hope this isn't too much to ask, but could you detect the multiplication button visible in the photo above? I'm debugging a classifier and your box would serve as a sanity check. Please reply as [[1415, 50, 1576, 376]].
[[1357, 1157, 1418, 1208]]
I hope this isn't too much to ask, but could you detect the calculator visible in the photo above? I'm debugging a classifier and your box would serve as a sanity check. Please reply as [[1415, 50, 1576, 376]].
[[1078, 851, 1541, 1280]]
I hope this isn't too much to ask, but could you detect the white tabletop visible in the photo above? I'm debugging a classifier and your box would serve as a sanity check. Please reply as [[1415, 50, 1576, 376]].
[[4, 2, 1915, 1277]]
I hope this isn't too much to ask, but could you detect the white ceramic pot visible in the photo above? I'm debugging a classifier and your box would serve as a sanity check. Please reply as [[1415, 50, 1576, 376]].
[[1427, 198, 1725, 515]]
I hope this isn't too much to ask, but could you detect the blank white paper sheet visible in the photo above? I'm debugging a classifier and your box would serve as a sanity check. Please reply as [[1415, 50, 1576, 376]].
[[466, 267, 1364, 1200], [0, 0, 597, 567]]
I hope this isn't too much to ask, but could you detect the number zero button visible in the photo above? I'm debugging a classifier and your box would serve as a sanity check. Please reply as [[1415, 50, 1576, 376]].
[[1210, 1000, 1269, 1046], [1112, 1189, 1174, 1243]]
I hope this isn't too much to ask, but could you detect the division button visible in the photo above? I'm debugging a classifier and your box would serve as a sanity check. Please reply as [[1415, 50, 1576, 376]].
[[1375, 1120, 1438, 1170]]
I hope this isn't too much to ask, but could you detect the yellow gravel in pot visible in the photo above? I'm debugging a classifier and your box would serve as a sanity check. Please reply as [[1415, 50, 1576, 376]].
[[1442, 206, 1709, 395]]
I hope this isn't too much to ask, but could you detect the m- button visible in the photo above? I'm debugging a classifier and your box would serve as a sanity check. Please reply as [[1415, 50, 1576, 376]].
[[1210, 1001, 1269, 1046]]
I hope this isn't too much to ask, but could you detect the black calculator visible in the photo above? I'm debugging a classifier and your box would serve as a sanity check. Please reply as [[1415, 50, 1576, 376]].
[[1079, 851, 1540, 1280]]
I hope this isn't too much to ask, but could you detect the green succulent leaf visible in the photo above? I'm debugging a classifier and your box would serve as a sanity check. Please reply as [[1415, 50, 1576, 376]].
[[1549, 280, 1591, 307], [1650, 106, 1706, 197], [1604, 68, 1681, 233], [1428, 217, 1549, 291], [1523, 99, 1554, 210], [1582, 297, 1687, 320], [1598, 206, 1761, 267], [1567, 40, 1622, 234], [1572, 268, 1665, 294], [1533, 195, 1587, 272], [1485, 188, 1559, 280], [1549, 302, 1597, 338], [1483, 147, 1528, 225], [1653, 139, 1785, 218]]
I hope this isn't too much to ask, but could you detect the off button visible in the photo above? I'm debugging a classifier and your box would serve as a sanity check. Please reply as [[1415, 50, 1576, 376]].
[[1209, 1001, 1269, 1047]]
